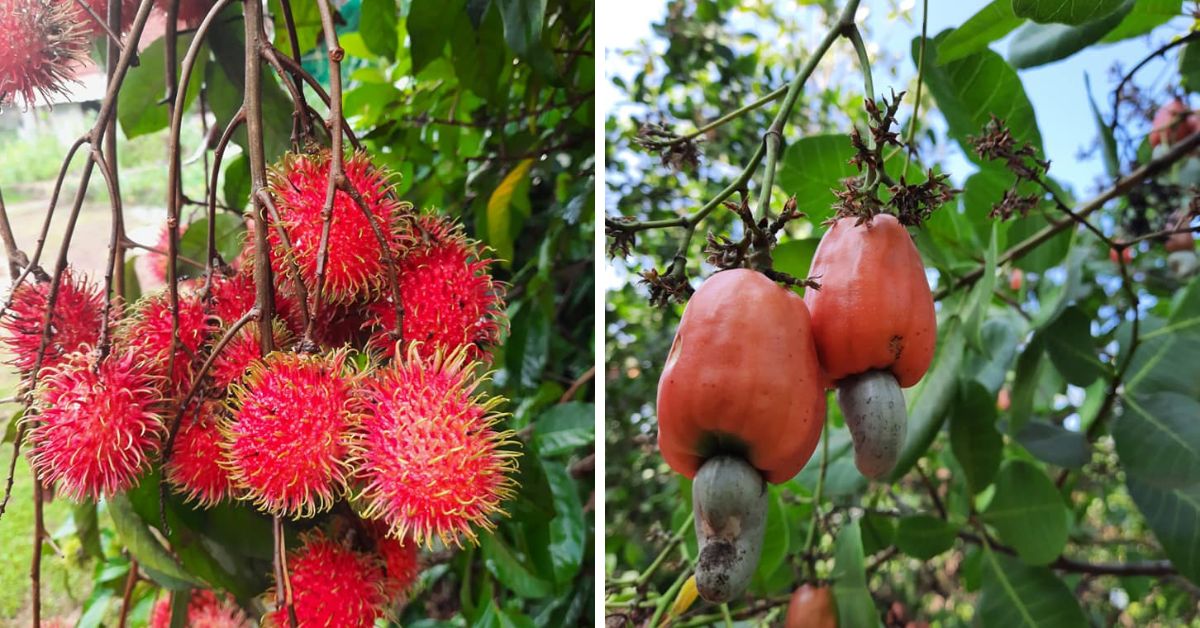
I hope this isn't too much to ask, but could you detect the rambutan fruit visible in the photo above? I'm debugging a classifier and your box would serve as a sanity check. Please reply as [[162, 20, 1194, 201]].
[[164, 401, 236, 507], [73, 0, 142, 36], [136, 222, 185, 288], [118, 291, 215, 397], [353, 344, 518, 548], [150, 589, 250, 628], [364, 520, 421, 604], [222, 350, 360, 518], [365, 215, 505, 362], [264, 532, 386, 627], [265, 150, 412, 304], [203, 269, 303, 335], [155, 0, 219, 28], [1, 268, 104, 375], [0, 0, 89, 106], [208, 320, 292, 391], [28, 348, 164, 501], [310, 301, 372, 350]]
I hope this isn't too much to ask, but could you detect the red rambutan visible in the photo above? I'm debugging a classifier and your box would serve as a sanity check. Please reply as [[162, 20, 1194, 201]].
[[164, 401, 236, 507], [155, 0, 219, 27], [204, 269, 303, 335], [119, 291, 215, 397], [265, 532, 386, 628], [353, 344, 518, 548], [265, 150, 412, 304], [136, 222, 186, 288], [365, 215, 505, 362], [208, 320, 292, 391], [0, 0, 89, 106], [28, 348, 164, 501], [150, 589, 250, 628], [1, 268, 104, 375], [222, 350, 360, 517], [364, 520, 421, 604]]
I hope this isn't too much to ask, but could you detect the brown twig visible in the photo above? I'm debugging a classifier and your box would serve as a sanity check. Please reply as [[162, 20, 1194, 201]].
[[117, 558, 139, 628]]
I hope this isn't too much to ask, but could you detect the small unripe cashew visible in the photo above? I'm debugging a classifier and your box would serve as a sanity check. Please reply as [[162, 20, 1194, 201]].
[[692, 455, 767, 603], [836, 369, 907, 479]]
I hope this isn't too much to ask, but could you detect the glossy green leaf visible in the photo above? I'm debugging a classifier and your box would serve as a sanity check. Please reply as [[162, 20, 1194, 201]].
[[178, 213, 246, 279], [222, 154, 251, 213], [1009, 333, 1045, 435], [1043, 306, 1102, 386], [408, 0, 462, 74], [118, 34, 207, 139], [961, 224, 999, 349], [755, 488, 790, 581], [73, 501, 103, 560], [360, 0, 399, 61], [1085, 73, 1120, 178], [1100, 0, 1182, 42], [978, 550, 1087, 627], [1114, 392, 1200, 488], [982, 460, 1068, 565], [1012, 0, 1126, 25], [936, 0, 1023, 64], [895, 515, 958, 560], [533, 402, 595, 456], [544, 462, 585, 586], [482, 533, 554, 599], [776, 135, 858, 224], [496, 0, 556, 78], [832, 518, 879, 628], [950, 381, 1002, 493], [1008, 1, 1133, 69], [1126, 478, 1200, 584], [1013, 420, 1090, 469], [773, 238, 822, 294], [1124, 276, 1200, 399], [107, 493, 199, 589]]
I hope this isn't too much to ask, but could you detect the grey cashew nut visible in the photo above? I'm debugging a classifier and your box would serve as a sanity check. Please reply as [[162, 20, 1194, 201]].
[[837, 369, 907, 480], [692, 455, 767, 603]]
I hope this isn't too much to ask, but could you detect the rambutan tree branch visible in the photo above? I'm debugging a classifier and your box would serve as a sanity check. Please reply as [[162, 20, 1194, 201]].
[[205, 108, 247, 281], [0, 189, 29, 280], [335, 179, 404, 338], [255, 190, 313, 336]]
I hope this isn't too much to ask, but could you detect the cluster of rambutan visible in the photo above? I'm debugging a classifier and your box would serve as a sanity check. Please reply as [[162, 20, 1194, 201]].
[[1, 148, 513, 625], [0, 0, 221, 106]]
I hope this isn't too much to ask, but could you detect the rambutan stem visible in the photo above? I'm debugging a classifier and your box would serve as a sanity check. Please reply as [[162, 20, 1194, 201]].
[[91, 147, 121, 358], [255, 190, 313, 336], [0, 188, 28, 280], [117, 558, 138, 628], [335, 176, 404, 337], [267, 0, 312, 146], [206, 109, 246, 280], [274, 515, 298, 627], [263, 50, 364, 151], [31, 480, 43, 627]]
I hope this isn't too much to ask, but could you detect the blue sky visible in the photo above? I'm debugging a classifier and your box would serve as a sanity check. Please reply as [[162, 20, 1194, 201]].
[[602, 0, 1190, 196]]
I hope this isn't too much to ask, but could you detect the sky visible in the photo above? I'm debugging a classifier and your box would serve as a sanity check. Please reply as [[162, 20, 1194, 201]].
[[601, 0, 1189, 196]]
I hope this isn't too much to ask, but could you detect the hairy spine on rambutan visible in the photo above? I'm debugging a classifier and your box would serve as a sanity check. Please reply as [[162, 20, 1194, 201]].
[[202, 269, 304, 335], [365, 215, 505, 362], [164, 401, 236, 507], [265, 532, 387, 628], [0, 0, 89, 106], [353, 344, 519, 548], [363, 519, 421, 605], [0, 268, 104, 376], [265, 150, 413, 304], [28, 348, 164, 501], [118, 291, 216, 398], [208, 320, 293, 391], [222, 350, 361, 518]]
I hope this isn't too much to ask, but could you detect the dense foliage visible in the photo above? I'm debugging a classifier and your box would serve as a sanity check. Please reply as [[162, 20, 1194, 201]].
[[605, 0, 1200, 625]]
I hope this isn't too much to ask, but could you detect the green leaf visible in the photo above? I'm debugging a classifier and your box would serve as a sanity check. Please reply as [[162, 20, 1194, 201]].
[[936, 0, 1023, 64], [1009, 333, 1044, 435], [269, 0, 322, 55], [890, 317, 967, 480], [978, 550, 1087, 627], [1013, 421, 1090, 468], [77, 587, 115, 628], [533, 402, 595, 456], [481, 533, 554, 598], [1114, 392, 1200, 488], [831, 519, 879, 628], [919, 33, 1044, 160], [895, 515, 957, 560], [177, 213, 246, 279], [1042, 306, 1102, 386], [1085, 73, 1120, 178], [544, 462, 585, 586], [496, 0, 556, 78], [207, 19, 292, 162], [222, 154, 251, 213], [1184, 43, 1200, 94], [487, 158, 535, 267], [107, 493, 199, 589], [360, 0, 399, 61], [755, 488, 789, 581], [776, 135, 857, 224], [1008, 1, 1133, 69], [122, 257, 142, 302], [1126, 478, 1200, 584], [408, 0, 463, 74], [950, 381, 1002, 493], [963, 316, 1024, 393], [1012, 0, 1126, 24], [982, 460, 1068, 565], [118, 34, 207, 139], [1101, 0, 1182, 42], [772, 238, 821, 294], [510, 441, 554, 521], [1124, 276, 1200, 399], [860, 511, 896, 556], [961, 224, 999, 349], [73, 501, 103, 560]]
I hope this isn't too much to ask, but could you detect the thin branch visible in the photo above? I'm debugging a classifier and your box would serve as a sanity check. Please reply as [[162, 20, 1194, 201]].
[[116, 558, 139, 628]]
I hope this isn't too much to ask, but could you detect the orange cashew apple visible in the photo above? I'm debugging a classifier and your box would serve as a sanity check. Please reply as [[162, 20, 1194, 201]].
[[785, 584, 838, 628]]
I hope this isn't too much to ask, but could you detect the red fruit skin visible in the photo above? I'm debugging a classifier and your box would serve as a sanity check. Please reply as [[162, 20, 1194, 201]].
[[208, 320, 292, 391], [657, 269, 826, 484], [265, 150, 412, 304], [1009, 268, 1024, 291], [1149, 99, 1199, 147], [29, 349, 164, 501], [353, 344, 518, 548], [74, 0, 141, 36], [364, 520, 421, 604], [223, 351, 360, 517], [1, 269, 104, 375], [203, 269, 304, 336], [785, 584, 838, 628], [1166, 231, 1195, 253], [365, 216, 506, 362], [0, 0, 90, 105], [265, 533, 387, 628], [165, 402, 236, 507], [804, 214, 936, 388], [119, 291, 215, 398]]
